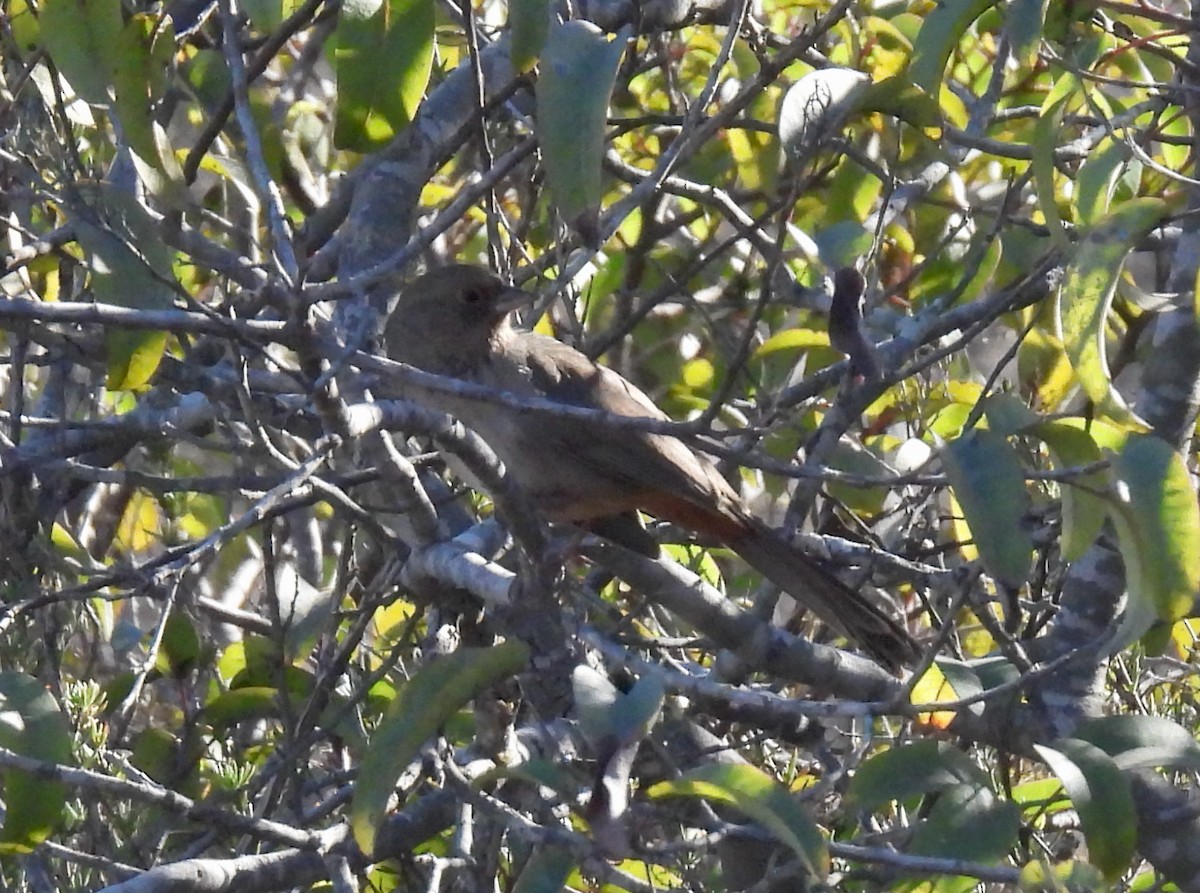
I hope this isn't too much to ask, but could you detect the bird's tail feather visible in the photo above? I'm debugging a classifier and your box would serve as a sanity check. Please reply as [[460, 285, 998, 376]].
[[731, 519, 918, 671]]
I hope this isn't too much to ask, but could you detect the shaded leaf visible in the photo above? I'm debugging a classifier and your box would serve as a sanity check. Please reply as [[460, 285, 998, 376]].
[[1006, 0, 1049, 65], [941, 428, 1033, 587], [910, 782, 1021, 863], [1076, 714, 1200, 772], [0, 673, 71, 852], [38, 0, 123, 105], [536, 21, 629, 236], [72, 188, 178, 390], [351, 641, 529, 854], [510, 0, 549, 73], [848, 739, 988, 813], [511, 844, 575, 893]]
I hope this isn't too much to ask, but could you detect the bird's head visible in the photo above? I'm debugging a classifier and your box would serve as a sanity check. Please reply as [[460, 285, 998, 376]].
[[384, 264, 531, 373]]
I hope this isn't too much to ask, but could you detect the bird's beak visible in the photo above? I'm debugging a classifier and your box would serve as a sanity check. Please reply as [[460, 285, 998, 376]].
[[494, 286, 534, 318]]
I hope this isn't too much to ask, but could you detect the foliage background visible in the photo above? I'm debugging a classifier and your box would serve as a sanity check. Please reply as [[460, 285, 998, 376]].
[[1, 0, 1200, 889]]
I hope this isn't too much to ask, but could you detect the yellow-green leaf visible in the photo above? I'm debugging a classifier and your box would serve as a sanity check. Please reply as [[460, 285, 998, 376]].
[[333, 0, 434, 151], [1057, 196, 1179, 430], [1034, 739, 1135, 881], [908, 0, 995, 96], [39, 0, 124, 105], [647, 764, 828, 879], [1108, 434, 1200, 623], [1031, 421, 1108, 561]]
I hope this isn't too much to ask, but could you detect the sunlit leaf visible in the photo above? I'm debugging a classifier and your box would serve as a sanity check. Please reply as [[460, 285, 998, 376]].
[[1032, 75, 1078, 248], [647, 764, 828, 879], [1017, 328, 1075, 410], [1075, 138, 1129, 225], [1034, 739, 1136, 880], [1108, 434, 1200, 623], [908, 0, 995, 95], [333, 0, 435, 151], [1057, 197, 1179, 430], [778, 68, 870, 159], [910, 658, 984, 729], [1030, 421, 1108, 561]]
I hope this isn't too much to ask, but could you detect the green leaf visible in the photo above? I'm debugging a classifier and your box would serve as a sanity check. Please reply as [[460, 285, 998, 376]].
[[1075, 138, 1129, 226], [1034, 739, 1136, 880], [910, 782, 1021, 863], [0, 673, 71, 853], [203, 687, 282, 728], [511, 844, 575, 893], [509, 0, 549, 73], [7, 0, 40, 55], [1006, 0, 1049, 66], [1017, 328, 1075, 410], [857, 76, 943, 130], [1057, 197, 1178, 429], [38, 0, 124, 105], [848, 740, 988, 813], [535, 21, 629, 236], [112, 14, 187, 199], [1029, 421, 1108, 561], [333, 0, 435, 151], [1031, 76, 1078, 249], [1108, 434, 1200, 623], [572, 664, 620, 747], [647, 764, 828, 879], [350, 641, 529, 854], [941, 428, 1033, 587], [1076, 714, 1200, 772], [157, 612, 202, 677], [908, 0, 995, 95], [72, 188, 178, 390]]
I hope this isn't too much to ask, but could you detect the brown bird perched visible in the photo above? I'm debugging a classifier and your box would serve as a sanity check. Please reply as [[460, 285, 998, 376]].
[[384, 264, 918, 670]]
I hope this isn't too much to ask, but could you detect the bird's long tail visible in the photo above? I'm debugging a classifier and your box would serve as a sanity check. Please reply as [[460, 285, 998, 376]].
[[730, 518, 918, 672]]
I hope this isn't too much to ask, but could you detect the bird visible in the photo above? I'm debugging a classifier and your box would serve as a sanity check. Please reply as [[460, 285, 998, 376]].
[[827, 266, 881, 380], [382, 264, 918, 670]]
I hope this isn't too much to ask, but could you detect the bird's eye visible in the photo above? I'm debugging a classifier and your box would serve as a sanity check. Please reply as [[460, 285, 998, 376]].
[[463, 288, 485, 304]]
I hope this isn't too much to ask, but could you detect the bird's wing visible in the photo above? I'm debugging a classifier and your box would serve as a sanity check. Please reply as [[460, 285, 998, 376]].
[[506, 333, 749, 533]]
